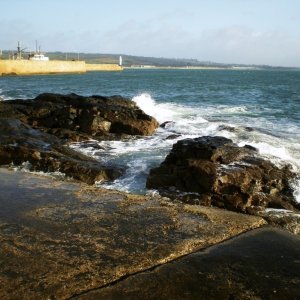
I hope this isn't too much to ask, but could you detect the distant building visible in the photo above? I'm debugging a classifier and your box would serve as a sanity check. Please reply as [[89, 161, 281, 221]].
[[119, 56, 122, 66], [29, 53, 49, 61]]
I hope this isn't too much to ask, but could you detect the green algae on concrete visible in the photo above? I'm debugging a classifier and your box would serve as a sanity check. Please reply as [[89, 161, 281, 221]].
[[0, 168, 265, 299]]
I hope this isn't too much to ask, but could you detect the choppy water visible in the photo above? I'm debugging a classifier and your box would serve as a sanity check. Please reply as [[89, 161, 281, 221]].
[[1, 69, 300, 201]]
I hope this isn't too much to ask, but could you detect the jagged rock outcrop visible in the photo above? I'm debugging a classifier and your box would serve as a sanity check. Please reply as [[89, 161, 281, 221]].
[[0, 93, 159, 183], [147, 136, 299, 213], [0, 93, 159, 140], [0, 119, 123, 184]]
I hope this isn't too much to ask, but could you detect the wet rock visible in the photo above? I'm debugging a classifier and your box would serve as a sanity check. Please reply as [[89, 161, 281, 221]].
[[41, 127, 91, 142], [160, 121, 175, 128], [0, 119, 123, 184], [147, 136, 299, 213], [165, 134, 181, 140], [256, 209, 300, 235], [77, 141, 106, 150], [218, 124, 236, 132], [0, 93, 159, 139], [0, 92, 158, 184], [218, 124, 254, 133]]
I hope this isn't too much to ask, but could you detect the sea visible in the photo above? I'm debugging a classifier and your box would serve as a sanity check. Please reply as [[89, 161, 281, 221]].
[[1, 69, 300, 202]]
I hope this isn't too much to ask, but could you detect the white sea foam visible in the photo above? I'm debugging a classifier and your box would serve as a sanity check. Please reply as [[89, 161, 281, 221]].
[[132, 93, 200, 124], [238, 141, 292, 161], [218, 105, 249, 114], [292, 179, 300, 203], [237, 140, 300, 170], [0, 89, 5, 101], [132, 93, 174, 123], [265, 208, 293, 213], [70, 133, 174, 194], [70, 92, 300, 197], [98, 158, 151, 193], [0, 94, 14, 101]]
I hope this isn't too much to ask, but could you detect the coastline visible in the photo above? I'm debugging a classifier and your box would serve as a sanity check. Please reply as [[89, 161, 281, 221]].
[[124, 65, 259, 70], [0, 91, 299, 298]]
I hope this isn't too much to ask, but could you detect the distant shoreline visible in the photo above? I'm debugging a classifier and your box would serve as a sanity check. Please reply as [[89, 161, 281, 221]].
[[124, 65, 259, 70], [2, 50, 299, 70]]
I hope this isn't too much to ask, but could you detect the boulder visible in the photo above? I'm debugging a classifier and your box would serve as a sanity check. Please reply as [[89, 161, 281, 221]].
[[0, 119, 123, 184], [0, 93, 159, 139], [160, 121, 175, 128], [0, 93, 159, 184], [165, 134, 181, 140], [147, 136, 299, 213], [218, 125, 254, 133]]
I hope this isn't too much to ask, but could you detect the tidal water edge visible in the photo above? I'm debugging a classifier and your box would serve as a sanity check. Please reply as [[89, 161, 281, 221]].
[[1, 69, 299, 198], [1, 69, 300, 298]]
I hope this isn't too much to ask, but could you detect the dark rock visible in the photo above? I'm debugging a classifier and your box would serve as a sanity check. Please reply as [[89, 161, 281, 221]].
[[0, 93, 158, 184], [218, 125, 254, 133], [0, 93, 159, 139], [165, 134, 181, 140], [243, 144, 257, 151], [160, 121, 175, 128], [0, 119, 123, 184], [77, 141, 106, 150], [147, 136, 299, 213], [256, 209, 300, 235], [218, 124, 236, 132]]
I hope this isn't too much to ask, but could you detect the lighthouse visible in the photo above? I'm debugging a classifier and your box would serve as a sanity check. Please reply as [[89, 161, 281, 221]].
[[119, 56, 123, 66]]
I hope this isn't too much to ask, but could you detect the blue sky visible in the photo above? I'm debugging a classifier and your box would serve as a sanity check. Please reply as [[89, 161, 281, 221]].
[[1, 0, 300, 66]]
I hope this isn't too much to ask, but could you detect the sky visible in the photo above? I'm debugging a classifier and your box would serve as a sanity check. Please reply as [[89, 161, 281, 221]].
[[0, 0, 300, 67]]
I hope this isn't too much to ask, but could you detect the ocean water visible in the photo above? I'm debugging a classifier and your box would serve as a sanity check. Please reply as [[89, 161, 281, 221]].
[[1, 69, 300, 201]]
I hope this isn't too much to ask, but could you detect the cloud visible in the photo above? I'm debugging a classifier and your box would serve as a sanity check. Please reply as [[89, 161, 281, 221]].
[[95, 23, 300, 67], [101, 22, 191, 56], [1, 18, 300, 67], [195, 26, 300, 66], [0, 20, 36, 49]]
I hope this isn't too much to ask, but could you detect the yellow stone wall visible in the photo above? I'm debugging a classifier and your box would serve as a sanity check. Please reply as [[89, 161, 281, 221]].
[[0, 60, 86, 75], [0, 60, 122, 75], [85, 63, 123, 71]]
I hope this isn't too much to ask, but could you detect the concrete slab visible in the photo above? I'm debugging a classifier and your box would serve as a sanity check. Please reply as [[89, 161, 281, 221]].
[[80, 228, 300, 300], [0, 168, 265, 299]]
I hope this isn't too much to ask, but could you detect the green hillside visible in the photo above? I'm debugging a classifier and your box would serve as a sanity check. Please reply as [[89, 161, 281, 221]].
[[1, 50, 298, 69]]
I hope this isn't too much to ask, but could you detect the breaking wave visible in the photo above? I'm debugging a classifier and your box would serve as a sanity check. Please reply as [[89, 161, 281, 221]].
[[71, 92, 300, 199]]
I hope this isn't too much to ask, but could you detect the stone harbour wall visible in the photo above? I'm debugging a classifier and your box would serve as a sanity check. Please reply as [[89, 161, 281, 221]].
[[86, 63, 123, 71], [0, 60, 122, 75]]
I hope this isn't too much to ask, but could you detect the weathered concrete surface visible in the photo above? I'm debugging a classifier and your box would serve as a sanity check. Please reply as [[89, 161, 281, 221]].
[[0, 168, 265, 299], [79, 228, 300, 300]]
